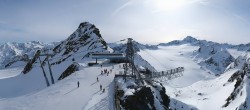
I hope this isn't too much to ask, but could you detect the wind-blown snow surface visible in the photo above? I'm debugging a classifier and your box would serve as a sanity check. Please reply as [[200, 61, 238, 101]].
[[0, 61, 119, 110]]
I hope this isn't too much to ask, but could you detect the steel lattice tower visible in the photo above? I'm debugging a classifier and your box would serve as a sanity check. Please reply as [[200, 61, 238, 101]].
[[124, 38, 135, 81]]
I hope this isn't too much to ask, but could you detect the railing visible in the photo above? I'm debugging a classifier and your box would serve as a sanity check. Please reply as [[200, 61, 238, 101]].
[[140, 67, 184, 80]]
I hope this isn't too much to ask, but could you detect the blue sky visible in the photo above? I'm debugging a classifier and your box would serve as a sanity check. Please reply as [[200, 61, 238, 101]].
[[0, 0, 249, 44]]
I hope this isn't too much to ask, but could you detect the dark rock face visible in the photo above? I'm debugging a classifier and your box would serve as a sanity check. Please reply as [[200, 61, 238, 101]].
[[22, 50, 41, 74], [121, 87, 156, 110], [160, 86, 171, 109], [58, 63, 79, 80], [119, 84, 170, 110], [223, 63, 248, 107]]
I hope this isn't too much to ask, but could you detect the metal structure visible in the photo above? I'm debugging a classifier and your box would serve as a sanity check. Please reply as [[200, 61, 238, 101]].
[[122, 38, 184, 82], [142, 67, 184, 81], [114, 38, 185, 110], [39, 53, 55, 85], [38, 56, 50, 87], [124, 38, 136, 81]]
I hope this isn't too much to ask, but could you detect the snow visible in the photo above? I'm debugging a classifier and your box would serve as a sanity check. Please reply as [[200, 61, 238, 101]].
[[168, 69, 238, 110], [0, 41, 55, 68], [0, 67, 22, 79], [116, 77, 136, 97], [227, 49, 249, 58], [0, 34, 250, 110], [138, 44, 214, 87], [138, 44, 250, 110], [0, 61, 119, 110]]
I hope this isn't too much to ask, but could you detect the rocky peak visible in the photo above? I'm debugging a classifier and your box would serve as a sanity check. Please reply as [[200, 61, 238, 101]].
[[53, 22, 107, 55], [195, 44, 235, 74], [50, 22, 109, 65], [183, 36, 198, 43]]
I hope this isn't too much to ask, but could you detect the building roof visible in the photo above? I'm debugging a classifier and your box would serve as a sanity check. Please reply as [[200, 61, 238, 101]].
[[90, 53, 125, 59]]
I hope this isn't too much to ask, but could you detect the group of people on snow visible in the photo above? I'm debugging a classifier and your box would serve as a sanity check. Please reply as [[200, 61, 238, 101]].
[[101, 68, 113, 76], [77, 64, 115, 93]]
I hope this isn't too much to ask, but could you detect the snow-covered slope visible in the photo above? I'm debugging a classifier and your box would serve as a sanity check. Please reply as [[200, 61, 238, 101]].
[[0, 62, 118, 110], [158, 36, 242, 75], [0, 22, 110, 99], [138, 44, 214, 87], [194, 44, 235, 75], [138, 43, 250, 110]]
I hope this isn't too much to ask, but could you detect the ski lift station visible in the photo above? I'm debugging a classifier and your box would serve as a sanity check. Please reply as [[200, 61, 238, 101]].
[[90, 53, 126, 63]]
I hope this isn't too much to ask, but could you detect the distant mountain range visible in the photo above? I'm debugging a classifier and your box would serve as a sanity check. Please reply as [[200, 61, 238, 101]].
[[159, 36, 250, 51], [0, 41, 56, 68], [1, 33, 250, 75]]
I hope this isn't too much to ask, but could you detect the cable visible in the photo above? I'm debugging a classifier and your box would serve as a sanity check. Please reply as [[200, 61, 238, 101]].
[[140, 49, 169, 70]]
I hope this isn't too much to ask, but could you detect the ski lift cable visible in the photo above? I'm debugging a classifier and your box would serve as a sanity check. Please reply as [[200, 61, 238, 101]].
[[140, 49, 169, 70]]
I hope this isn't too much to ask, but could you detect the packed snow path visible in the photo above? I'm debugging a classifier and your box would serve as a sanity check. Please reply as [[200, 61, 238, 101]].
[[0, 63, 122, 110]]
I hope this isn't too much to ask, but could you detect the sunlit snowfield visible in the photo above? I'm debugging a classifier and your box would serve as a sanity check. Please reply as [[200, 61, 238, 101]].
[[138, 44, 248, 110]]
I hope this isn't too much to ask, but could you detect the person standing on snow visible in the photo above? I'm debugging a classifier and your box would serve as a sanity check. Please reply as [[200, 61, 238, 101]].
[[77, 81, 80, 88], [100, 85, 102, 90], [97, 77, 99, 82]]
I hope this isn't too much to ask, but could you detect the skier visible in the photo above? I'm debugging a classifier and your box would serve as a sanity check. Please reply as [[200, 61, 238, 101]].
[[101, 64, 102, 68], [97, 77, 99, 82], [102, 88, 105, 93], [77, 81, 80, 88], [100, 85, 102, 91]]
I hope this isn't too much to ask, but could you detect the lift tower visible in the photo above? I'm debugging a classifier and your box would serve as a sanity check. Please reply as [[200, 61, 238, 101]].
[[124, 38, 135, 81]]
